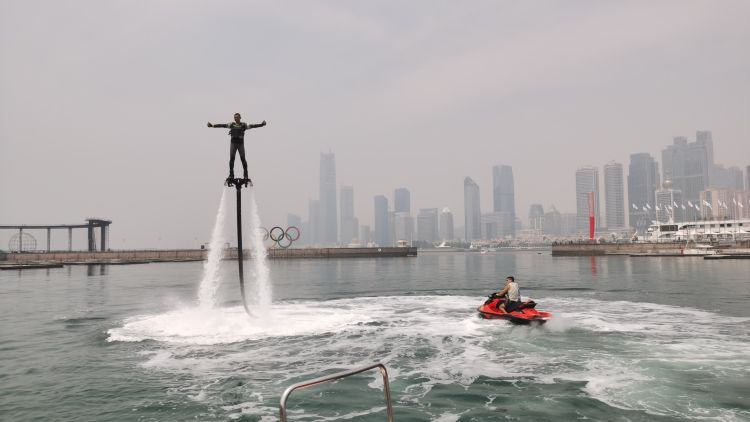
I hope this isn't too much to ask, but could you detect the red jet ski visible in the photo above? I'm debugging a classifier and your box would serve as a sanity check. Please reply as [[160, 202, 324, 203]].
[[477, 294, 552, 325]]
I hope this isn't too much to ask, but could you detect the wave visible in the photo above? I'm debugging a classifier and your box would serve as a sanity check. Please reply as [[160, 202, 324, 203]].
[[108, 295, 750, 420]]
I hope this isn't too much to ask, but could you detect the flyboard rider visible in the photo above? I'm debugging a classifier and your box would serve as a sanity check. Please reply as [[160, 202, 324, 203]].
[[207, 113, 266, 180]]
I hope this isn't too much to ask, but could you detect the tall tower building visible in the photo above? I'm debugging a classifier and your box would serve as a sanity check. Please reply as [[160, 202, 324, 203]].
[[464, 177, 481, 240], [319, 153, 338, 245], [481, 212, 515, 239], [393, 187, 412, 241], [542, 205, 561, 236], [359, 225, 371, 246], [308, 199, 321, 245], [374, 195, 389, 246], [603, 161, 625, 229], [339, 185, 355, 245], [287, 213, 302, 228], [394, 188, 411, 213], [417, 208, 439, 243], [711, 165, 745, 190], [439, 207, 454, 241], [492, 165, 516, 237], [393, 212, 414, 245], [575, 166, 601, 234], [627, 153, 660, 233], [662, 132, 714, 213]]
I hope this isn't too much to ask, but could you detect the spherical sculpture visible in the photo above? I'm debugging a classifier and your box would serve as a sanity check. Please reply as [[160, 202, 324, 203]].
[[663, 180, 673, 189], [9, 232, 37, 252]]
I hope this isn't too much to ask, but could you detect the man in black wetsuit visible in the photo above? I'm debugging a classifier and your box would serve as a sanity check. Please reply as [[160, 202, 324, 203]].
[[207, 113, 266, 179]]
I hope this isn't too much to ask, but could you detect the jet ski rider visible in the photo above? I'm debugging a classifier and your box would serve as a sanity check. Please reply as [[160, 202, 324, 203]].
[[494, 276, 521, 313]]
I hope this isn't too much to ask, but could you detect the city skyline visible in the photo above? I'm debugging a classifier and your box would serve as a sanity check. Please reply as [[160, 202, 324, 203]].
[[294, 131, 747, 245], [295, 127, 748, 245]]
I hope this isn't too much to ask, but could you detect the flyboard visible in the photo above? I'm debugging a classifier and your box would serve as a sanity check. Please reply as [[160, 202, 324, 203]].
[[225, 177, 253, 315]]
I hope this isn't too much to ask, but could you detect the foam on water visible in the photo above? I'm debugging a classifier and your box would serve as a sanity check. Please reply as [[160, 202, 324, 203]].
[[108, 295, 750, 420], [108, 302, 372, 345]]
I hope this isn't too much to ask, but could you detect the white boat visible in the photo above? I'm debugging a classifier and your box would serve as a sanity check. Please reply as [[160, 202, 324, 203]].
[[641, 218, 750, 243], [680, 243, 717, 256]]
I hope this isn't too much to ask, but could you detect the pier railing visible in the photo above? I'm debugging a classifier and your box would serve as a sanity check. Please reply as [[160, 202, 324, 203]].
[[279, 363, 394, 422]]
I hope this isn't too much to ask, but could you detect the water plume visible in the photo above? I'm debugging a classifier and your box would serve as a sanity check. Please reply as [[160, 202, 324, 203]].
[[246, 189, 272, 316], [197, 189, 229, 308]]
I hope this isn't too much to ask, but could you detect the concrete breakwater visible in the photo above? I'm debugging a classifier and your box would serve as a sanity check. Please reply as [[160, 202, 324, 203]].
[[551, 241, 750, 256], [0, 247, 418, 267]]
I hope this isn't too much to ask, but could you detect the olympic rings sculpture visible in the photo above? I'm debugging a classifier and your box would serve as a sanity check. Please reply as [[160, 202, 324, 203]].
[[259, 226, 300, 249]]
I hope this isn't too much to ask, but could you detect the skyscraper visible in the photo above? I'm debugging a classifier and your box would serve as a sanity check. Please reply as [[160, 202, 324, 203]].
[[394, 188, 411, 213], [394, 212, 414, 245], [711, 165, 744, 190], [627, 153, 660, 233], [308, 199, 320, 245], [417, 208, 439, 243], [662, 132, 714, 213], [528, 204, 544, 232], [575, 166, 601, 233], [339, 185, 355, 245], [319, 153, 338, 245], [492, 165, 516, 237], [359, 225, 371, 246], [604, 161, 625, 229], [374, 195, 389, 246], [287, 213, 301, 228], [542, 205, 561, 236], [481, 212, 515, 239], [464, 177, 481, 240], [439, 207, 454, 241]]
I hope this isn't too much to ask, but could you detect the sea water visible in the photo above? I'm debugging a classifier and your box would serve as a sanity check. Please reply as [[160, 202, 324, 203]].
[[1, 252, 748, 421]]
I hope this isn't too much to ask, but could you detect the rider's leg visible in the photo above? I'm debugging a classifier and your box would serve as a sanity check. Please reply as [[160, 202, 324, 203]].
[[229, 143, 239, 178], [238, 144, 248, 179]]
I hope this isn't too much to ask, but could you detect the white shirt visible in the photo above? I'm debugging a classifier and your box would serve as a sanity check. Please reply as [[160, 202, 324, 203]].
[[507, 282, 520, 301]]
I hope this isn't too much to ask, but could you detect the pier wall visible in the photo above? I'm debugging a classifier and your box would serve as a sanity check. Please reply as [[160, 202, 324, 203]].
[[551, 241, 750, 256], [0, 247, 417, 264]]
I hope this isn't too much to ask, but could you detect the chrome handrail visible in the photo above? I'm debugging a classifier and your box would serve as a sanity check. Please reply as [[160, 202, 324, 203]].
[[279, 362, 394, 422]]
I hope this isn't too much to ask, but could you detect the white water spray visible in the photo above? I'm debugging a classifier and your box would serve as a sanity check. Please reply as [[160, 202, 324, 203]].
[[246, 189, 272, 315], [197, 190, 229, 308]]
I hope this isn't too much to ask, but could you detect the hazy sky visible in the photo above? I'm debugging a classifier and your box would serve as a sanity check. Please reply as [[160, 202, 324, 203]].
[[2, 1, 749, 249]]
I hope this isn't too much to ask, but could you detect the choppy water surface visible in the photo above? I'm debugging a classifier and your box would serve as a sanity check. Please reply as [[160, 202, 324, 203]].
[[1, 252, 749, 421]]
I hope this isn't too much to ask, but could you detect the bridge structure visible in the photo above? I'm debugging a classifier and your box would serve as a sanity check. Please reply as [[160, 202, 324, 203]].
[[0, 218, 112, 252]]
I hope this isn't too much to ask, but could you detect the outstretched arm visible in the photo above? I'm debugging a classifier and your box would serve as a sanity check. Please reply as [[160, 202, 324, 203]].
[[248, 120, 267, 129], [207, 122, 229, 128]]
